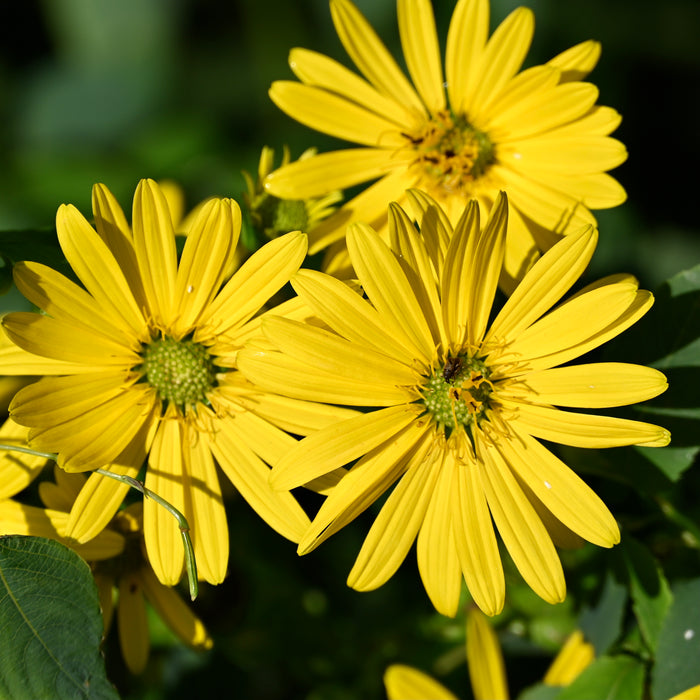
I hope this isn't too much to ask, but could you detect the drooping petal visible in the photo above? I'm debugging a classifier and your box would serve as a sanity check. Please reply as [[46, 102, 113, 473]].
[[209, 417, 310, 542], [450, 445, 505, 616], [348, 443, 442, 591], [384, 665, 459, 700], [144, 418, 187, 585], [118, 573, 149, 674], [466, 608, 509, 700], [330, 0, 426, 116], [504, 401, 671, 448], [139, 565, 212, 649], [478, 433, 566, 605], [417, 442, 463, 618], [397, 0, 445, 113], [0, 419, 47, 499], [184, 429, 228, 584], [298, 419, 432, 554]]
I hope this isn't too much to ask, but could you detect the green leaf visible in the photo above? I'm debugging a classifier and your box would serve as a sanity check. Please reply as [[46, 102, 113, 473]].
[[618, 537, 672, 653], [579, 567, 628, 655], [0, 535, 118, 700], [557, 656, 645, 700], [518, 682, 561, 700], [652, 579, 700, 700]]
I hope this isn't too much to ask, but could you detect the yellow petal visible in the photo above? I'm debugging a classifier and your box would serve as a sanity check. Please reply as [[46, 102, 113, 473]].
[[172, 198, 239, 337], [272, 405, 420, 491], [298, 419, 432, 554], [292, 268, 421, 366], [478, 434, 566, 604], [196, 231, 307, 340], [397, 0, 445, 112], [445, 0, 490, 114], [288, 48, 416, 127], [548, 40, 601, 82], [0, 341, 89, 376], [485, 226, 598, 347], [0, 418, 46, 499], [139, 565, 212, 649], [384, 665, 459, 700], [269, 81, 405, 147], [505, 401, 671, 448], [467, 608, 509, 700], [144, 419, 186, 585], [348, 445, 442, 591], [118, 573, 149, 674], [417, 443, 463, 618], [265, 145, 407, 199], [210, 417, 310, 542], [330, 0, 426, 116], [508, 363, 668, 408], [493, 428, 619, 547], [348, 223, 435, 361], [56, 204, 147, 338], [13, 261, 142, 351], [132, 178, 178, 327], [450, 445, 505, 616], [543, 630, 595, 686], [184, 430, 228, 584], [541, 172, 626, 210]]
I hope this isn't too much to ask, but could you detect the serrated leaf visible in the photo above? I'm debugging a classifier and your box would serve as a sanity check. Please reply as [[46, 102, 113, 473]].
[[0, 535, 118, 700], [557, 656, 645, 700], [652, 579, 700, 700], [619, 537, 672, 653]]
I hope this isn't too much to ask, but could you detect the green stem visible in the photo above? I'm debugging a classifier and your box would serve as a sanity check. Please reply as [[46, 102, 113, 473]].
[[0, 443, 199, 600]]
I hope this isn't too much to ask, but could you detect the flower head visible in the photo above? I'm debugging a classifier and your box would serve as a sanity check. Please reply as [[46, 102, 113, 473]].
[[243, 145, 343, 242], [266, 0, 626, 288], [0, 466, 211, 674], [1, 179, 353, 587], [238, 191, 669, 616]]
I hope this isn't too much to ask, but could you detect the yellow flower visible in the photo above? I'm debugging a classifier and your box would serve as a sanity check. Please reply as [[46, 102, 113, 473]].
[[243, 145, 343, 242], [1, 178, 352, 587], [0, 466, 211, 675], [238, 191, 669, 616], [266, 0, 626, 289], [384, 608, 593, 700]]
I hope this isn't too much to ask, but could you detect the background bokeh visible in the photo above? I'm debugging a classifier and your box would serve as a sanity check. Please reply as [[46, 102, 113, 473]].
[[1, 1, 699, 698]]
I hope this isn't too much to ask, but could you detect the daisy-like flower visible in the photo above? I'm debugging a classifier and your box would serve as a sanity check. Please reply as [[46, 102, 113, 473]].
[[266, 0, 626, 288], [384, 607, 594, 700], [1, 179, 354, 587], [244, 145, 343, 243], [0, 466, 211, 675], [238, 191, 669, 616]]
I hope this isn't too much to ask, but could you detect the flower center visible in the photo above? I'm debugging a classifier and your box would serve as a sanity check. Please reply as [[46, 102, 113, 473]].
[[422, 354, 493, 434], [142, 336, 217, 408], [404, 110, 494, 193]]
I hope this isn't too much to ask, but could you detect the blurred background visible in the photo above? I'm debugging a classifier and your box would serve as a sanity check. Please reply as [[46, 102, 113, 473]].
[[0, 0, 699, 698]]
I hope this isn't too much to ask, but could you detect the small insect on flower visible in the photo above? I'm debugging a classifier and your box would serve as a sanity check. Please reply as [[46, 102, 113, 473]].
[[443, 356, 463, 382]]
